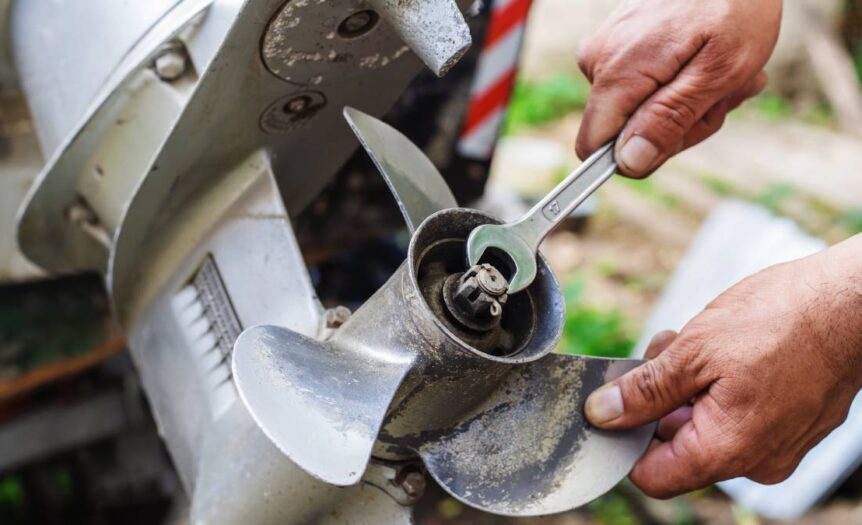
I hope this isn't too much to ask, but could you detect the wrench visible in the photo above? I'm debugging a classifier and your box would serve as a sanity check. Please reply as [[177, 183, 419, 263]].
[[466, 142, 618, 294]]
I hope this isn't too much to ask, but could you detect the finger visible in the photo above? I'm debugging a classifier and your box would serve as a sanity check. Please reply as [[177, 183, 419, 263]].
[[575, 72, 660, 162], [575, 37, 705, 161], [630, 420, 723, 498], [645, 330, 679, 359], [615, 45, 752, 178], [585, 336, 708, 429], [682, 72, 768, 150], [657, 406, 693, 441]]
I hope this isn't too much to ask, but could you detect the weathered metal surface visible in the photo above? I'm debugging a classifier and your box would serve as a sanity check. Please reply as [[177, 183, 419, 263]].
[[233, 208, 564, 485], [231, 112, 654, 515], [191, 404, 413, 525], [126, 158, 323, 490], [10, 0, 187, 156], [367, 0, 472, 76], [233, 205, 653, 514], [109, 0, 470, 328], [261, 0, 413, 86], [16, 0, 212, 275], [262, 0, 470, 82], [420, 355, 653, 516], [233, 324, 416, 486], [343, 107, 457, 233]]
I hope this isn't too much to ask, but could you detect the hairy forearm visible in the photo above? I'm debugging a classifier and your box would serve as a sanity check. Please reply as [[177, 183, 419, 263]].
[[811, 234, 862, 389]]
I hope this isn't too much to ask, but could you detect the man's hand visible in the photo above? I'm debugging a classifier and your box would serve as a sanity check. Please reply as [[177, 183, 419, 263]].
[[576, 0, 783, 178], [585, 235, 862, 498]]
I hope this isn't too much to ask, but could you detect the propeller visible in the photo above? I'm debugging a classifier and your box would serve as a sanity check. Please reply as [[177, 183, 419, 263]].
[[232, 107, 655, 516]]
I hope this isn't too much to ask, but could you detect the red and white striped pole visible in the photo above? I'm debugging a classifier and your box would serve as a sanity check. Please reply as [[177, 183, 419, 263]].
[[458, 0, 533, 160]]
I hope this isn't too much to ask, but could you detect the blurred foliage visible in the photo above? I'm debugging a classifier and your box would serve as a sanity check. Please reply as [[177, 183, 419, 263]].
[[755, 94, 793, 121], [739, 94, 832, 127], [504, 73, 590, 135], [590, 491, 638, 525], [0, 275, 109, 378], [0, 476, 25, 524], [753, 183, 796, 213], [732, 504, 761, 525], [436, 498, 464, 520], [839, 208, 862, 234], [620, 177, 682, 210], [559, 277, 634, 359], [699, 175, 735, 197]]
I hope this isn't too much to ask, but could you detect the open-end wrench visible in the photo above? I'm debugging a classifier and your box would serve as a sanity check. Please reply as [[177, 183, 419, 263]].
[[467, 142, 617, 294]]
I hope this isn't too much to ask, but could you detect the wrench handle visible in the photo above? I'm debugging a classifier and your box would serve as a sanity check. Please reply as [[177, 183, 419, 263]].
[[511, 142, 618, 251]]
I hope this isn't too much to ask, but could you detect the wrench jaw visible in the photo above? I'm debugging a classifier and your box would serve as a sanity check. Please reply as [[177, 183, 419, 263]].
[[466, 224, 538, 295]]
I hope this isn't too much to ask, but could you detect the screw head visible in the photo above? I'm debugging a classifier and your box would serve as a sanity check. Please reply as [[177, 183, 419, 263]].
[[154, 50, 187, 81], [338, 10, 379, 38], [400, 471, 426, 499], [324, 306, 352, 329], [285, 95, 311, 114]]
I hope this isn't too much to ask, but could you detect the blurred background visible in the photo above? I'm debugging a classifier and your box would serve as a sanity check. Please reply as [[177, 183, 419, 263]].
[[2, 0, 862, 524]]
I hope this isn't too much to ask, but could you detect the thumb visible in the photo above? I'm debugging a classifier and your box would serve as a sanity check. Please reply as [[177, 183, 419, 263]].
[[585, 342, 705, 430], [615, 50, 746, 178]]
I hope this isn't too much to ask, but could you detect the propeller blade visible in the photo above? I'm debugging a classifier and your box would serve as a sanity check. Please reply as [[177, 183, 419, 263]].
[[232, 325, 415, 486], [419, 353, 655, 516], [344, 107, 457, 233]]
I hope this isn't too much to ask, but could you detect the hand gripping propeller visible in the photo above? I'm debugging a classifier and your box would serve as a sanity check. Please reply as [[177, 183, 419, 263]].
[[232, 108, 654, 516]]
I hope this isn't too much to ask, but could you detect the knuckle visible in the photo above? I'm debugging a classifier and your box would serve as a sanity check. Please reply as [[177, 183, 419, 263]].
[[576, 38, 601, 79], [665, 331, 710, 378], [629, 360, 669, 407], [648, 97, 699, 137], [576, 45, 593, 78]]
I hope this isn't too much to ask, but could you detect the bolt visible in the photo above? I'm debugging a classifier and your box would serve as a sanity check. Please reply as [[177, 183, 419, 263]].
[[154, 47, 187, 81], [400, 471, 426, 499], [339, 10, 378, 38], [453, 264, 509, 319], [285, 95, 311, 114], [476, 264, 508, 296], [324, 306, 352, 329]]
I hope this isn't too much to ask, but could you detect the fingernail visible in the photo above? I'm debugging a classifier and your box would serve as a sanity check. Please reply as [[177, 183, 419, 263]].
[[585, 384, 624, 424], [618, 135, 659, 175]]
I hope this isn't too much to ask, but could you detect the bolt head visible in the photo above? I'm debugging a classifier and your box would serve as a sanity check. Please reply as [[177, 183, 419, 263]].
[[400, 471, 426, 499], [339, 10, 378, 38], [324, 306, 352, 329], [285, 96, 311, 114], [155, 51, 187, 81], [476, 264, 508, 296]]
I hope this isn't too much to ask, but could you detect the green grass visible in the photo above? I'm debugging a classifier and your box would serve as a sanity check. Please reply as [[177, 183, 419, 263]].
[[753, 182, 795, 213], [699, 174, 735, 197], [503, 73, 590, 135], [558, 278, 634, 359], [839, 208, 862, 235], [755, 94, 793, 121], [590, 491, 638, 525]]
